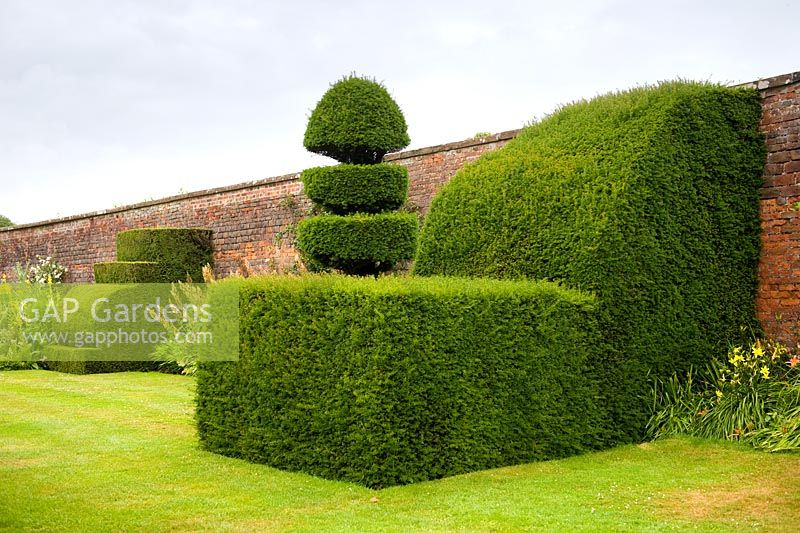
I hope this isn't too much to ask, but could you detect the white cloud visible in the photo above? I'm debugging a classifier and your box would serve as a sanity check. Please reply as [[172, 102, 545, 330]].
[[1, 0, 798, 224]]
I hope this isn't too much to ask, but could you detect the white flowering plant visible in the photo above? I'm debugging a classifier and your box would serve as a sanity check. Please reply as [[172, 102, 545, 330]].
[[27, 255, 68, 284]]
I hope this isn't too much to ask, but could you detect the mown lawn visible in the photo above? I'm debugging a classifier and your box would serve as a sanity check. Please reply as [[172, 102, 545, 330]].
[[0, 371, 798, 532]]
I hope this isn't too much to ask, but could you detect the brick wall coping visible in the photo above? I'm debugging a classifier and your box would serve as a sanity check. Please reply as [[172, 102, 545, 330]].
[[0, 130, 521, 233], [4, 73, 798, 234], [384, 129, 520, 161], [0, 172, 302, 233], [733, 71, 800, 90]]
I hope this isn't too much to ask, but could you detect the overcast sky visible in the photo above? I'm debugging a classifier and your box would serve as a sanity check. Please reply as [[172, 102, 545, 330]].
[[2, 0, 798, 225]]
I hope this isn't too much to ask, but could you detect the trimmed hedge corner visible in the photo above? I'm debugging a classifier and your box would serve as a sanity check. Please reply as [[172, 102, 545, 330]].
[[196, 275, 603, 488], [414, 82, 766, 441], [296, 213, 418, 275], [301, 163, 409, 214]]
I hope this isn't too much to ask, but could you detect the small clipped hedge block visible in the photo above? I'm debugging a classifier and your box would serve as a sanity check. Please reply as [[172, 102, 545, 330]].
[[196, 275, 602, 488], [303, 76, 410, 164], [116, 228, 213, 283], [296, 212, 418, 275], [41, 346, 158, 374], [45, 360, 159, 374], [414, 82, 766, 442], [301, 163, 409, 214], [93, 261, 171, 283]]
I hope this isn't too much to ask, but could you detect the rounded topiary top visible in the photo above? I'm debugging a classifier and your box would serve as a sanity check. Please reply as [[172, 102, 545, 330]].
[[303, 76, 410, 164]]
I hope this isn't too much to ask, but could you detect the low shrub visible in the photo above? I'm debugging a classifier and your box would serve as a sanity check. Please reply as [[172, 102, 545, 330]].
[[301, 163, 408, 214], [93, 261, 171, 283], [0, 361, 43, 370], [196, 275, 604, 488], [24, 287, 164, 374], [45, 359, 159, 374], [296, 213, 418, 275]]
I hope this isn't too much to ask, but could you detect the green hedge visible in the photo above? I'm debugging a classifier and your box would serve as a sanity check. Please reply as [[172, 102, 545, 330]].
[[86, 228, 213, 374], [296, 213, 418, 275], [196, 275, 603, 488], [93, 228, 213, 284], [115, 228, 213, 283], [45, 360, 159, 374], [414, 82, 766, 441], [303, 75, 410, 164], [301, 163, 409, 214], [93, 261, 171, 283], [40, 346, 158, 374]]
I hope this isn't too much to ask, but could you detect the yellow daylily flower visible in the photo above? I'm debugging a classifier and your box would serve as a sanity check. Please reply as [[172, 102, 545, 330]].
[[752, 343, 765, 359]]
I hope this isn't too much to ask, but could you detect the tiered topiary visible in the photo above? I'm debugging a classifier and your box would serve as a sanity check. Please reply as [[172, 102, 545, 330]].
[[296, 75, 418, 276], [94, 228, 213, 283]]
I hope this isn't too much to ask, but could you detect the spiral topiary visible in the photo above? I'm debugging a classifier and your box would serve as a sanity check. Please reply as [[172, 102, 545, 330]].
[[297, 75, 417, 276]]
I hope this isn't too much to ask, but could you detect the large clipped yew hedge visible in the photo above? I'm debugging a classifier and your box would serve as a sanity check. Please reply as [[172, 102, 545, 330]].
[[414, 82, 766, 441], [196, 275, 603, 488], [79, 227, 213, 375]]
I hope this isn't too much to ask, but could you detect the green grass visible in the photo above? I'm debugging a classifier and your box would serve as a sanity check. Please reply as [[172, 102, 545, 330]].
[[1, 371, 798, 531]]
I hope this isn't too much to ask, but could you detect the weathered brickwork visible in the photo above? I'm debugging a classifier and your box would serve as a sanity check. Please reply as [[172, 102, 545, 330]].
[[740, 72, 800, 346], [0, 131, 514, 282], [386, 131, 516, 213], [3, 73, 800, 347]]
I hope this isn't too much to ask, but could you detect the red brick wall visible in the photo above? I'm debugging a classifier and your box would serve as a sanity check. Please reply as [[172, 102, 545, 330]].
[[385, 132, 516, 213], [0, 131, 515, 282], [743, 72, 800, 346]]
